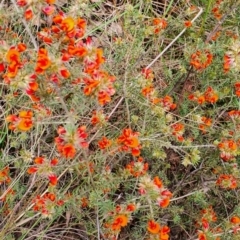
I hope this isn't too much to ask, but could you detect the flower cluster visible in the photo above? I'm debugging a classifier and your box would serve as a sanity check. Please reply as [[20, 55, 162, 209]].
[[196, 206, 220, 240], [217, 139, 238, 161], [212, 0, 223, 20], [158, 96, 176, 111], [103, 203, 138, 239], [55, 125, 88, 159], [139, 176, 172, 208], [125, 157, 148, 177], [228, 109, 240, 121], [27, 157, 58, 186], [230, 216, 240, 234], [0, 188, 15, 215], [17, 0, 56, 21], [117, 128, 141, 156], [32, 192, 64, 218], [141, 68, 158, 102], [199, 116, 212, 133], [91, 110, 108, 126], [6, 110, 33, 131], [189, 87, 218, 104], [35, 48, 51, 74], [140, 68, 176, 110], [0, 167, 11, 185], [216, 174, 238, 189], [98, 136, 112, 150], [171, 123, 185, 141], [190, 50, 213, 71], [0, 167, 14, 215], [152, 18, 168, 34], [234, 82, 240, 97], [3, 10, 115, 105], [3, 43, 26, 79], [223, 39, 240, 73], [33, 103, 52, 120], [147, 220, 170, 240], [83, 69, 116, 105]]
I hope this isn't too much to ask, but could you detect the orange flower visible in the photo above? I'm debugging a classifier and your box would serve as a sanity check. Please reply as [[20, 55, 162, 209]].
[[231, 216, 240, 224], [98, 91, 111, 105], [55, 125, 88, 158], [61, 17, 75, 32], [35, 48, 51, 73], [126, 157, 148, 177], [59, 68, 70, 78], [234, 82, 240, 97], [199, 116, 212, 133], [25, 8, 33, 21], [153, 176, 163, 188], [184, 21, 192, 28], [118, 128, 140, 148], [204, 87, 218, 103], [159, 226, 170, 240], [32, 192, 64, 217], [223, 54, 232, 73], [18, 118, 33, 131], [218, 139, 237, 161], [46, 0, 56, 3], [6, 49, 20, 64], [61, 144, 76, 159], [126, 203, 136, 212], [98, 137, 112, 149], [171, 123, 185, 141], [147, 220, 161, 234], [17, 43, 27, 52], [152, 18, 167, 34], [111, 215, 128, 231], [118, 128, 141, 156], [157, 197, 170, 208], [198, 232, 207, 240], [0, 167, 11, 185], [6, 110, 33, 131], [81, 197, 88, 208], [142, 68, 154, 80]]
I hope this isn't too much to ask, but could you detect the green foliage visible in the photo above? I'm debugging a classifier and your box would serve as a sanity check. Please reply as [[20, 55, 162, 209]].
[[1, 0, 240, 239]]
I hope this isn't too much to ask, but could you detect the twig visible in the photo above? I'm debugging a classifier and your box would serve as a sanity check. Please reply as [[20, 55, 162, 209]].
[[170, 187, 210, 202], [96, 206, 101, 240]]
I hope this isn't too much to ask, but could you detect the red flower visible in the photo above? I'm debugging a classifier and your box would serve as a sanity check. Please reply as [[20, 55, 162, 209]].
[[147, 220, 161, 234], [98, 137, 112, 149], [48, 174, 58, 186], [61, 144, 76, 158], [25, 8, 33, 21], [111, 215, 128, 231], [184, 21, 192, 27]]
